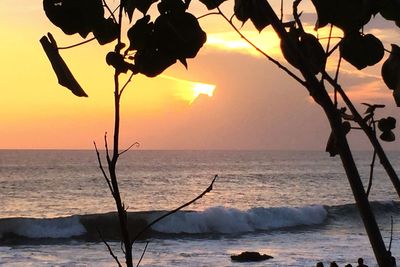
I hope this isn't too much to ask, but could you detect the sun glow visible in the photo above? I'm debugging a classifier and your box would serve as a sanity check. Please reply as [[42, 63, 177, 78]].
[[159, 75, 216, 105], [190, 83, 216, 104]]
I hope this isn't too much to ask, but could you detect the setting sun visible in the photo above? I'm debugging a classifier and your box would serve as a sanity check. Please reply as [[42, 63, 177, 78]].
[[190, 83, 216, 104]]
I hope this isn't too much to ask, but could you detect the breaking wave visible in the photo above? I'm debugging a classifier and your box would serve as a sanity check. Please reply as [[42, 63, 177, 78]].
[[1, 201, 398, 244]]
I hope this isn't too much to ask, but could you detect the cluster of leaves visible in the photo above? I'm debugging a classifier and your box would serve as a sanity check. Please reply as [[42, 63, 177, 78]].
[[326, 103, 397, 156], [123, 0, 206, 77], [42, 0, 207, 94], [281, 26, 326, 75], [44, 0, 119, 45], [362, 103, 397, 142], [310, 0, 400, 105]]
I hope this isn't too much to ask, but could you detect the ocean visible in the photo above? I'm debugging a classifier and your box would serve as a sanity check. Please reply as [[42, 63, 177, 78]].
[[0, 150, 399, 266]]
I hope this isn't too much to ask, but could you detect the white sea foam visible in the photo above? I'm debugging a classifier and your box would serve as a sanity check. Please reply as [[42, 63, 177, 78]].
[[150, 205, 328, 234], [0, 216, 86, 239]]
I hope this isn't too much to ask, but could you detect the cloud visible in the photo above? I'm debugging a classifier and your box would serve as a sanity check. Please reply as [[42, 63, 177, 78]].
[[205, 30, 281, 57]]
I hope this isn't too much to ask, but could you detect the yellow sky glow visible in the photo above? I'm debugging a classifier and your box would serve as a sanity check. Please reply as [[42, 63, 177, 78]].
[[0, 1, 399, 150], [205, 30, 281, 56]]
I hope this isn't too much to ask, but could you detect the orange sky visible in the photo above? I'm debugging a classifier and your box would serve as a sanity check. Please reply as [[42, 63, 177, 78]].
[[0, 0, 399, 150]]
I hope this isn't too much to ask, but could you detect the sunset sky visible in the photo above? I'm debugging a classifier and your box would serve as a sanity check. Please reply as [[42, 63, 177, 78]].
[[0, 0, 399, 150]]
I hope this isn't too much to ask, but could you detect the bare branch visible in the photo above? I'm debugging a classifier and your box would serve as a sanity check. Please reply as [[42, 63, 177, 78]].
[[136, 242, 150, 267], [119, 142, 140, 156], [102, 0, 117, 23], [197, 12, 220, 20], [293, 0, 304, 33], [216, 7, 306, 86], [120, 72, 135, 96], [58, 37, 96, 50], [322, 72, 400, 199], [98, 229, 122, 267], [94, 141, 114, 195], [131, 175, 218, 244], [325, 24, 334, 54], [389, 216, 394, 252], [327, 42, 341, 57], [367, 119, 377, 197], [104, 132, 111, 164], [366, 150, 377, 197]]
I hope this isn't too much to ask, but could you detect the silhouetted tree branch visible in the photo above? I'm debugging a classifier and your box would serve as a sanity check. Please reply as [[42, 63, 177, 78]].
[[98, 229, 123, 267], [216, 7, 306, 86], [136, 241, 149, 267], [131, 175, 218, 243]]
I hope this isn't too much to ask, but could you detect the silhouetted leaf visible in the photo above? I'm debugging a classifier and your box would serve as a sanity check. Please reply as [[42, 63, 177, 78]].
[[326, 121, 351, 157], [40, 33, 88, 97], [377, 117, 396, 143], [340, 32, 384, 70], [299, 33, 326, 74], [127, 15, 153, 51], [158, 0, 186, 14], [199, 0, 225, 10], [179, 58, 188, 69], [378, 0, 400, 20], [393, 88, 400, 107], [382, 44, 400, 90], [249, 0, 270, 32], [280, 27, 301, 69], [123, 0, 159, 21], [234, 0, 251, 23], [43, 0, 104, 37], [234, 0, 270, 31], [378, 117, 396, 132], [123, 0, 136, 21], [93, 18, 119, 45], [380, 130, 396, 142], [154, 12, 207, 59], [136, 0, 158, 14], [311, 0, 375, 32], [281, 29, 326, 74], [134, 48, 177, 77]]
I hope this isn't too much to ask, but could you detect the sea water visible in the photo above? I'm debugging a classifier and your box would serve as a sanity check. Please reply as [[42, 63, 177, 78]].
[[0, 150, 399, 266]]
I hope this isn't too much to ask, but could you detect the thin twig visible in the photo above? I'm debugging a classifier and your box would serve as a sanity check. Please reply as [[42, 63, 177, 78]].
[[94, 141, 114, 195], [325, 24, 333, 54], [322, 71, 400, 199], [136, 242, 150, 267], [58, 37, 96, 50], [389, 216, 394, 252], [366, 118, 377, 197], [366, 150, 377, 197], [120, 72, 135, 96], [102, 0, 117, 22], [104, 132, 111, 164], [197, 12, 220, 20], [318, 36, 343, 41], [333, 56, 342, 107], [119, 142, 140, 156], [98, 229, 122, 267], [293, 0, 304, 33], [131, 175, 218, 244], [327, 42, 341, 57], [216, 8, 306, 86]]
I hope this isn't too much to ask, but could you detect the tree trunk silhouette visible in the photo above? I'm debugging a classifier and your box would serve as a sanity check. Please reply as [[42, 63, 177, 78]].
[[262, 1, 392, 266]]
